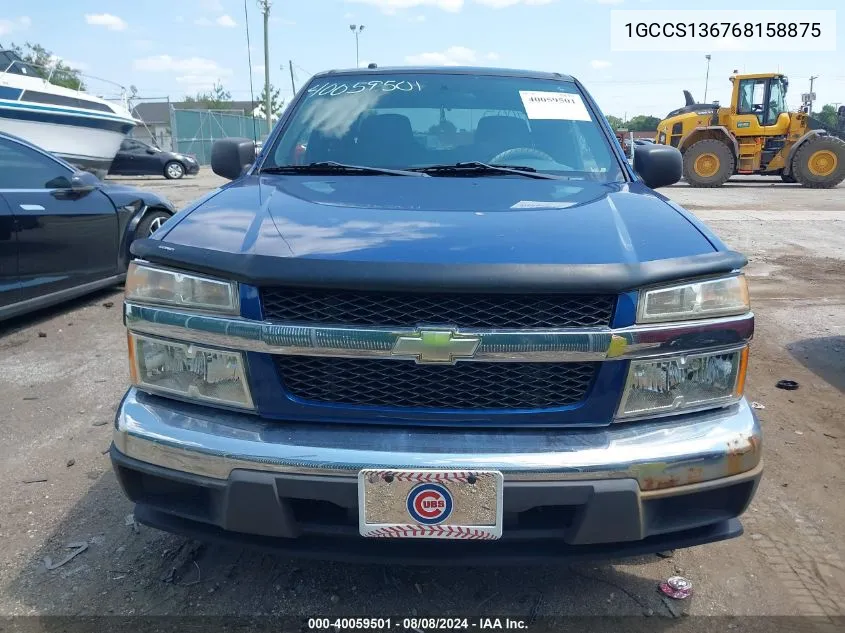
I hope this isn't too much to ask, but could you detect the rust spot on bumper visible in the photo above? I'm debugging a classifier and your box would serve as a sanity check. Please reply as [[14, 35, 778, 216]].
[[726, 433, 761, 476]]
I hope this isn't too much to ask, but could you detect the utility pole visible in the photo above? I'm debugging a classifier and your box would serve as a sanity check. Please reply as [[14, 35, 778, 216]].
[[349, 24, 365, 68], [809, 75, 818, 114], [288, 60, 296, 95], [258, 0, 272, 131], [704, 54, 712, 103]]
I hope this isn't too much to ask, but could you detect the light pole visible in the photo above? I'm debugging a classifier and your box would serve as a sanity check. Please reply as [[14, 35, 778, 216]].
[[258, 0, 272, 131], [704, 54, 712, 103], [809, 75, 818, 113], [349, 24, 365, 68]]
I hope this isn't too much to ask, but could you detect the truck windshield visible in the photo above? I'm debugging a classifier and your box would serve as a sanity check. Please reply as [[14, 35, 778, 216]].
[[266, 72, 624, 181]]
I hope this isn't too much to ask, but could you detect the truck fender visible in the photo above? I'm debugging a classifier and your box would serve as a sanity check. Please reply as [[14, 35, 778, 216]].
[[678, 126, 738, 157], [783, 130, 824, 176]]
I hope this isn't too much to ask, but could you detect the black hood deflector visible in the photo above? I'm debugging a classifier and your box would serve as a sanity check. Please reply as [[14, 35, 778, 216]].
[[131, 238, 747, 294]]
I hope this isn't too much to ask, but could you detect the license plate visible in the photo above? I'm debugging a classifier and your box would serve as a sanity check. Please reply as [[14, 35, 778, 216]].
[[358, 469, 503, 540]]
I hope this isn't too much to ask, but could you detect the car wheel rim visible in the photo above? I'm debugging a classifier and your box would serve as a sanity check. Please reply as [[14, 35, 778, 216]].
[[808, 150, 837, 177], [693, 153, 720, 178], [148, 216, 165, 235], [168, 164, 183, 178]]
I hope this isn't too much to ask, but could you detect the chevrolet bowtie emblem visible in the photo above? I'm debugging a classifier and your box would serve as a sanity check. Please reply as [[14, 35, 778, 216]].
[[391, 329, 481, 364]]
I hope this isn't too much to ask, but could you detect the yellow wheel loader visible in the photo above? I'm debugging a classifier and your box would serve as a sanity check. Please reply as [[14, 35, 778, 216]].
[[655, 73, 845, 188]]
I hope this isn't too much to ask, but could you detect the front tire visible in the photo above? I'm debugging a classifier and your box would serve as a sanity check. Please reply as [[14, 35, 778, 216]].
[[164, 161, 185, 180], [135, 209, 172, 239], [780, 172, 797, 183], [682, 139, 735, 187], [791, 136, 845, 189]]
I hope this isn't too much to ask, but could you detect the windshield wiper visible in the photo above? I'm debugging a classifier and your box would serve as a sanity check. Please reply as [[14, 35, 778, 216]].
[[410, 161, 562, 179], [261, 161, 428, 177]]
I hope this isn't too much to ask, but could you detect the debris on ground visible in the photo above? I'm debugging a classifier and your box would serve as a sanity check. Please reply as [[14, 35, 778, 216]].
[[656, 550, 675, 558], [102, 301, 114, 308], [44, 542, 89, 570], [776, 380, 799, 390], [23, 396, 39, 401], [66, 459, 75, 467], [658, 576, 693, 600], [124, 513, 140, 534], [794, 430, 804, 436], [22, 477, 48, 484], [38, 332, 47, 338], [92, 419, 109, 427], [160, 541, 205, 585], [750, 401, 766, 410], [823, 433, 838, 439]]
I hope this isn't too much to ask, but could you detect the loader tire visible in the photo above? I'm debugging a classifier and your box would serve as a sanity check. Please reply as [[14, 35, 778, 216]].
[[780, 173, 796, 183], [791, 135, 845, 189], [683, 139, 734, 187]]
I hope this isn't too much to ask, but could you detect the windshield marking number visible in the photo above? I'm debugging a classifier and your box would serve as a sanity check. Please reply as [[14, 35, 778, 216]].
[[306, 80, 422, 98]]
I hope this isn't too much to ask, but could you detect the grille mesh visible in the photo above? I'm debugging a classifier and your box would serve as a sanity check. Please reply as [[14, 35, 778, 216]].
[[260, 288, 615, 329], [275, 356, 596, 410]]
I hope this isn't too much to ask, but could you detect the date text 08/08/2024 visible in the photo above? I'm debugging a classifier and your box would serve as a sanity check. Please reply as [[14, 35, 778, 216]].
[[307, 618, 529, 630]]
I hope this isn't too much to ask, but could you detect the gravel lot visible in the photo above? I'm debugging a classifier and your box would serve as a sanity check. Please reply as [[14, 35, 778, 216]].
[[1, 172, 844, 624]]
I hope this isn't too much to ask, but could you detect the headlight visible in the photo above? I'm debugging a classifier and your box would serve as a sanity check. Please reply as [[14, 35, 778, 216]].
[[128, 333, 253, 409], [125, 262, 239, 314], [638, 275, 749, 324], [616, 347, 747, 419]]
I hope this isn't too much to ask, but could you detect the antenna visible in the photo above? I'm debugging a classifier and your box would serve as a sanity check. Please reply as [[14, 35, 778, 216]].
[[243, 0, 258, 143]]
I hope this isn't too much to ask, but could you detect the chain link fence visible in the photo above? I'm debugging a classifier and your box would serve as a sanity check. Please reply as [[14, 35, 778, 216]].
[[171, 108, 270, 165]]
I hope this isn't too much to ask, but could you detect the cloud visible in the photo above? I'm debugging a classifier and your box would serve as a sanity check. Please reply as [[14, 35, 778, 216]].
[[474, 0, 554, 7], [594, 0, 623, 4], [345, 0, 463, 14], [196, 14, 237, 27], [85, 13, 127, 31], [253, 64, 265, 76], [0, 16, 31, 36], [131, 39, 155, 50], [590, 59, 612, 69], [405, 46, 498, 66], [133, 54, 232, 81]]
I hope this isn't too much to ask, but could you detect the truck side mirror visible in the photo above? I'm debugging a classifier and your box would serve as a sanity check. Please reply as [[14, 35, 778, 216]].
[[633, 144, 683, 189], [211, 138, 256, 180]]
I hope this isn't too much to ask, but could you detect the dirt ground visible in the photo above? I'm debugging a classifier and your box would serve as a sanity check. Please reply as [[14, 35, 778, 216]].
[[1, 172, 844, 624]]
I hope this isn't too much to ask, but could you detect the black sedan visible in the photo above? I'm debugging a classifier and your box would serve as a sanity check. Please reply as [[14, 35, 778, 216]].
[[109, 139, 200, 179], [0, 132, 176, 321]]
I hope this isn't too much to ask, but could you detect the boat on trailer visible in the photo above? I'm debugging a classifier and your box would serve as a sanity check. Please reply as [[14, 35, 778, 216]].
[[0, 49, 137, 177]]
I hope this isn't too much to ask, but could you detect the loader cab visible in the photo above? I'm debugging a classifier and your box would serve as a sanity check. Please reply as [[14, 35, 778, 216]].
[[730, 73, 790, 131]]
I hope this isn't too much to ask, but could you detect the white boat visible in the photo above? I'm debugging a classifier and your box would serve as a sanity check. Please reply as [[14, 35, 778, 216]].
[[0, 49, 137, 177]]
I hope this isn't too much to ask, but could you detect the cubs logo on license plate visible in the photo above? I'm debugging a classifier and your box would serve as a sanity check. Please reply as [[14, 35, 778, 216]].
[[357, 470, 503, 540]]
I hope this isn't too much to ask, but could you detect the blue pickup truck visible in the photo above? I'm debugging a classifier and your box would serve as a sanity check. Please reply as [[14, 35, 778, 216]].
[[112, 66, 761, 563]]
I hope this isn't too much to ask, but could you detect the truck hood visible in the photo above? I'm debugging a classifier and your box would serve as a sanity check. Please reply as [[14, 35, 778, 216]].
[[133, 175, 745, 293]]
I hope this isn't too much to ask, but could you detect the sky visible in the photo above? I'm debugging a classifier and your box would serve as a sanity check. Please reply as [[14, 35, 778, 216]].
[[1, 0, 842, 119]]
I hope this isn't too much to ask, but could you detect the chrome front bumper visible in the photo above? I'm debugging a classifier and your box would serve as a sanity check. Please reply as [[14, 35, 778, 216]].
[[114, 388, 762, 493]]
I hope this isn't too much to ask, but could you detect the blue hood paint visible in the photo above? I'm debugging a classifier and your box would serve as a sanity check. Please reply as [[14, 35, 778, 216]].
[[162, 175, 717, 265]]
